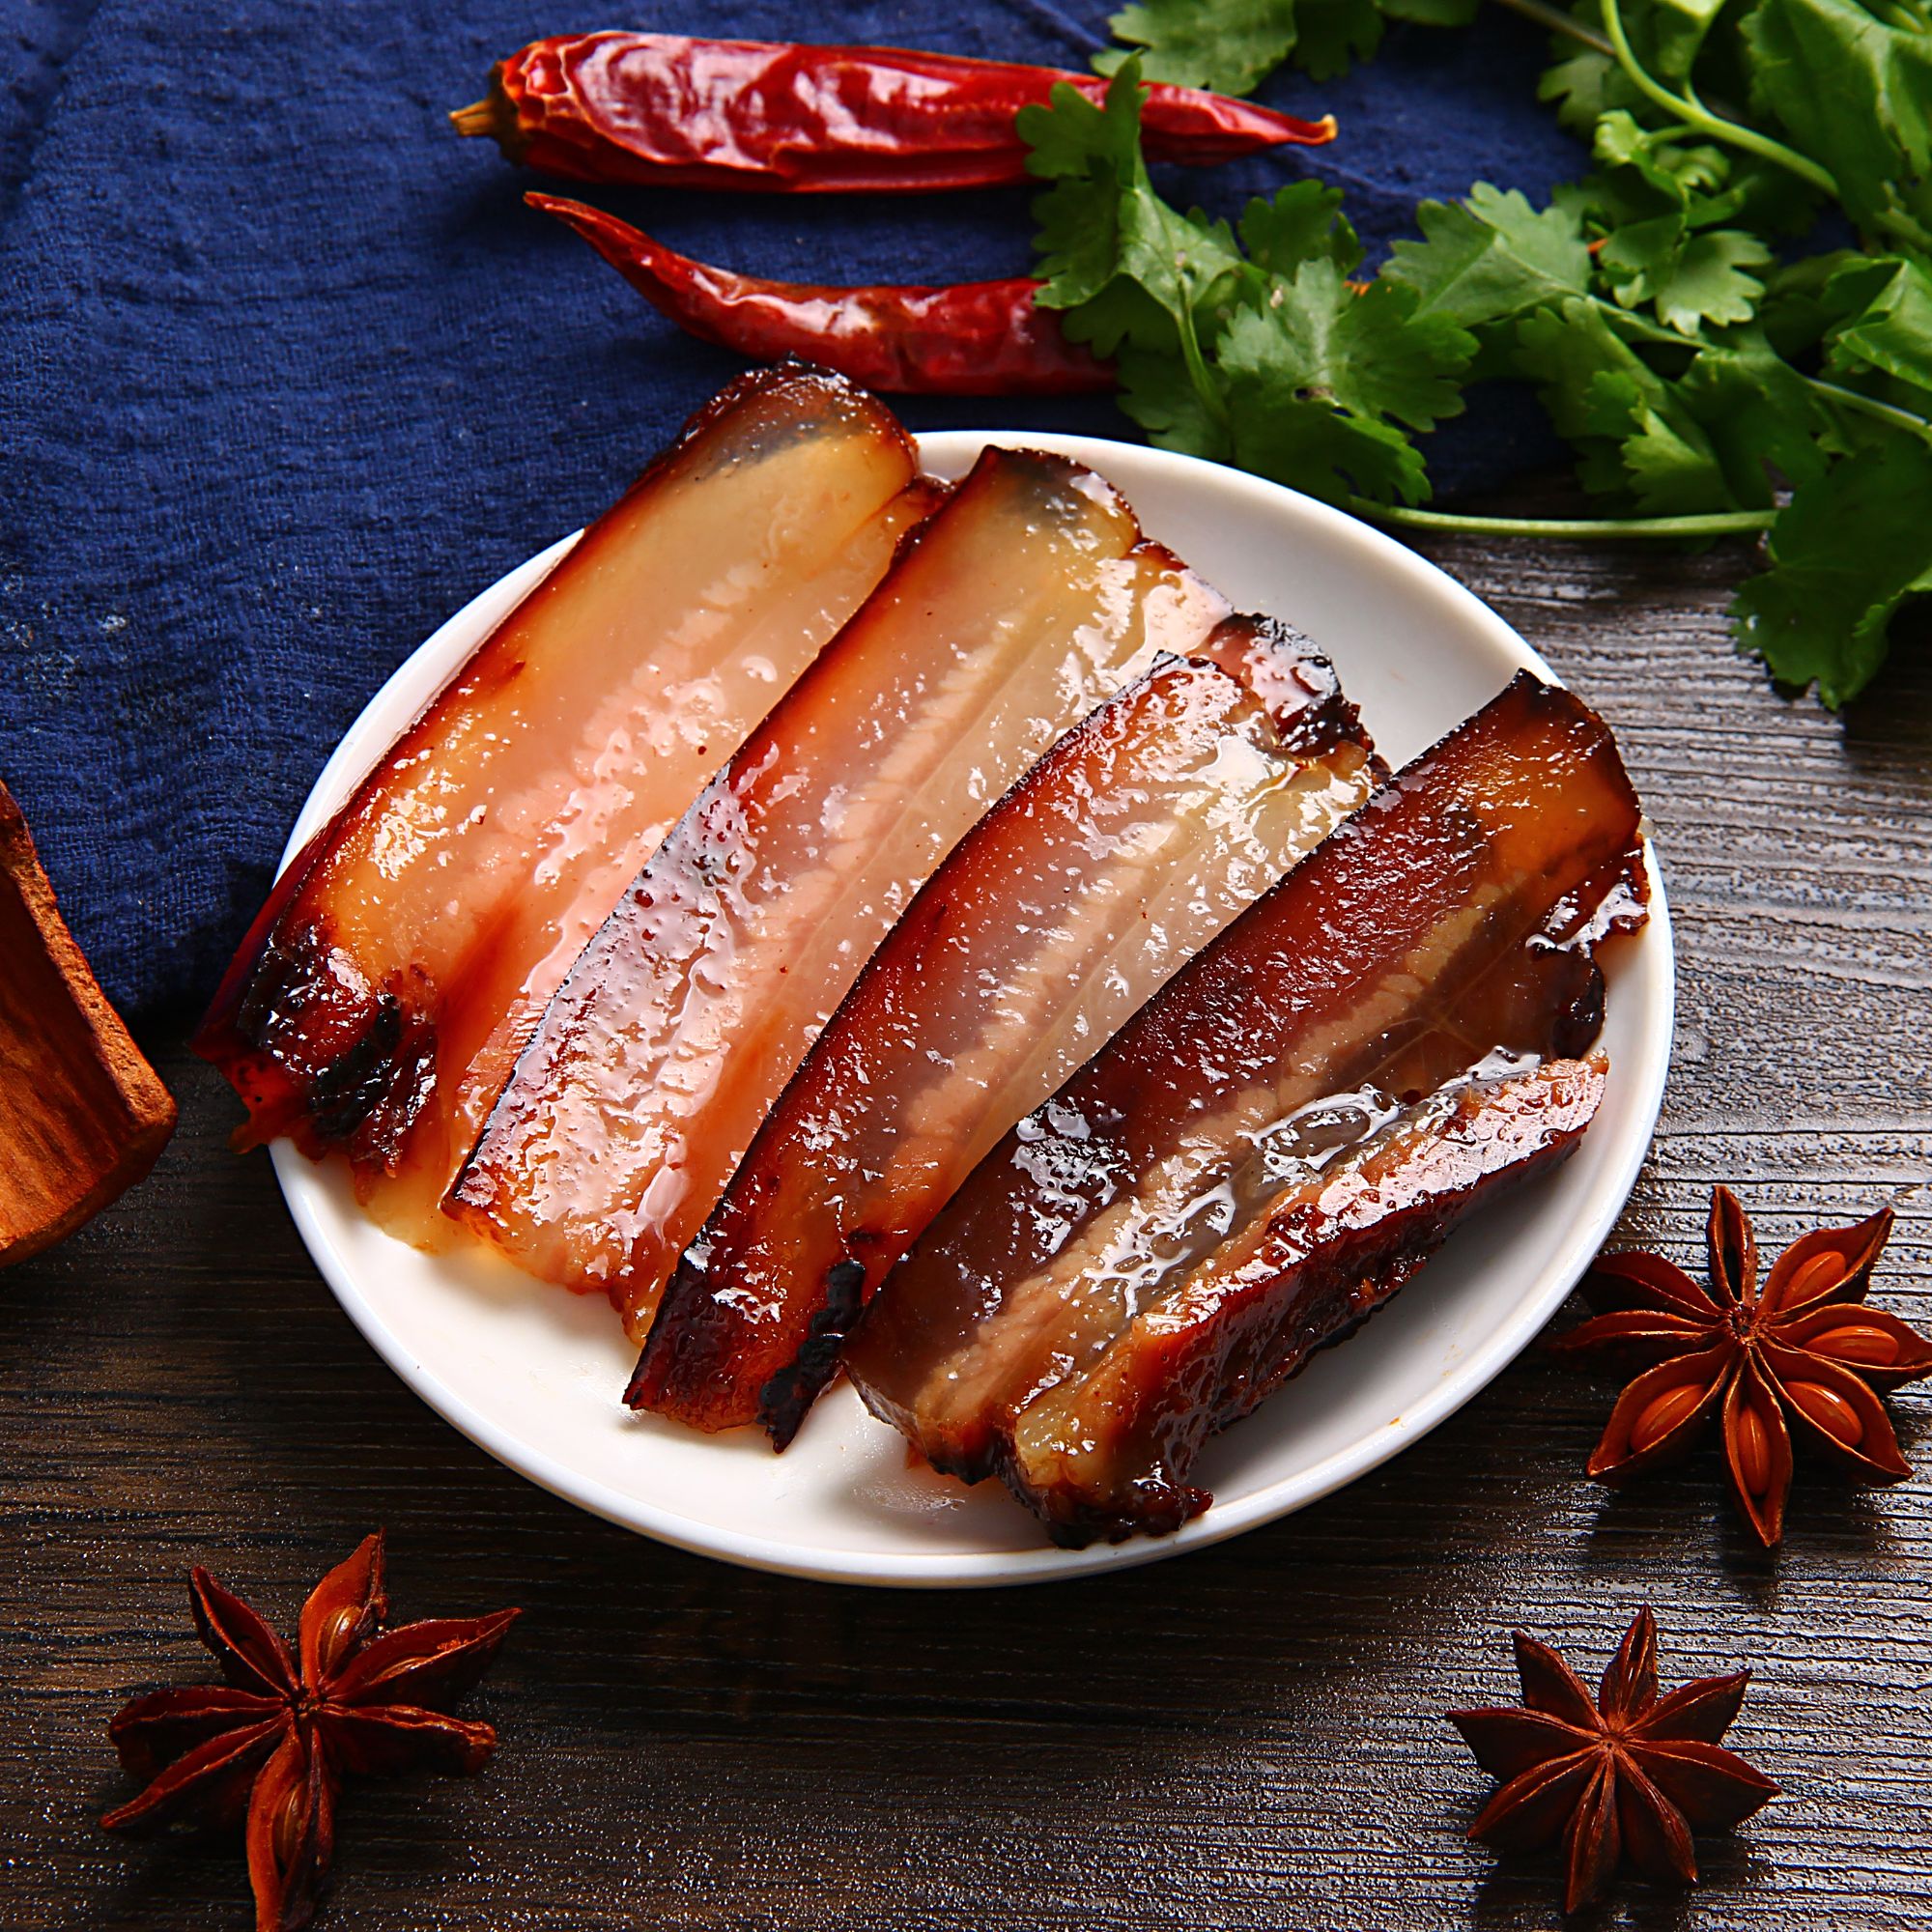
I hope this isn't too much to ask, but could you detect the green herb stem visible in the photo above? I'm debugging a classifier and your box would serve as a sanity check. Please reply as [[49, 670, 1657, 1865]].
[[1598, 0, 1839, 199], [1488, 0, 1615, 55], [1175, 298, 1233, 435], [1486, 0, 1746, 124], [1873, 207, 1932, 256], [1803, 376, 1932, 444], [1363, 502, 1776, 538]]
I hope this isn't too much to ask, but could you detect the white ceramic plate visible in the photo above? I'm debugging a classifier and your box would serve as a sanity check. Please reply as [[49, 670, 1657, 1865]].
[[274, 432, 1673, 1589]]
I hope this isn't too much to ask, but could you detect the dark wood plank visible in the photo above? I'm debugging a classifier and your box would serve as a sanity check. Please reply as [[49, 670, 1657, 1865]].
[[4, 513, 1929, 1932]]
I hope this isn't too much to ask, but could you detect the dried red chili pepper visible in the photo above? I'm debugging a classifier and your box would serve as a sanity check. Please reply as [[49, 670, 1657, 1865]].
[[532, 194, 1115, 396], [454, 32, 1336, 193]]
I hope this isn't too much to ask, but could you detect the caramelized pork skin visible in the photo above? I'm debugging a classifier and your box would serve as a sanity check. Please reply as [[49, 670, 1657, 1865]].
[[1191, 614, 1378, 765], [1003, 1054, 1607, 1546], [632, 623, 1377, 1444], [446, 447, 1232, 1335], [194, 368, 926, 1233], [846, 673, 1648, 1535]]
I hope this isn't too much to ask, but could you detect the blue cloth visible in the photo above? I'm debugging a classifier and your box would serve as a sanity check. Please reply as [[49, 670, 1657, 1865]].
[[0, 0, 1580, 1014]]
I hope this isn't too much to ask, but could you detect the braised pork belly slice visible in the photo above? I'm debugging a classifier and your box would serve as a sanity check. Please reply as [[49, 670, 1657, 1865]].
[[846, 673, 1648, 1535], [194, 368, 928, 1237], [1004, 1053, 1607, 1545], [445, 447, 1231, 1336], [631, 622, 1377, 1444]]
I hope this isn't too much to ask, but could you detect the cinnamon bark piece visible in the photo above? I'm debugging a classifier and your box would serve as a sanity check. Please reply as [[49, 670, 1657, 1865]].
[[1, 781, 175, 1265]]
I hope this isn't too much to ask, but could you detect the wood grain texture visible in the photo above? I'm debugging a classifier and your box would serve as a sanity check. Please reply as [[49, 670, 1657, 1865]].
[[3, 507, 1928, 1932]]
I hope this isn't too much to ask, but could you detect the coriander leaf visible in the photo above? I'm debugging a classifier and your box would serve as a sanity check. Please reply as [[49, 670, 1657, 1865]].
[[1287, 0, 1387, 80], [1610, 378, 1738, 509], [1019, 75, 1132, 185], [1054, 0, 1932, 708], [1702, 154, 1823, 239], [1022, 75, 1143, 315], [1676, 329, 1836, 499], [1024, 64, 1245, 360], [1513, 298, 1735, 511], [1759, 249, 1879, 356], [1591, 114, 1733, 208], [1243, 268, 1474, 432], [1732, 430, 1932, 705], [1566, 0, 1715, 81], [1239, 183, 1360, 274], [1590, 107, 1659, 180], [1234, 399, 1430, 503], [1217, 267, 1475, 504], [1648, 0, 1730, 79], [1541, 46, 1627, 137], [1380, 0, 1478, 22], [1599, 212, 1690, 305], [1649, 229, 1775, 333], [1742, 0, 1932, 248], [1538, 0, 1694, 130], [1096, 0, 1403, 86], [1111, 191, 1246, 335], [1095, 0, 1296, 93], [1583, 119, 1771, 329], [1114, 346, 1235, 459], [1826, 254, 1932, 395], [1385, 184, 1593, 331]]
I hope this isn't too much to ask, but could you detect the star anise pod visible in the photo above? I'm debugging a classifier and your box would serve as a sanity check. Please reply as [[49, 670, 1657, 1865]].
[[1450, 1607, 1778, 1912], [1550, 1186, 1932, 1545], [101, 1532, 518, 1932]]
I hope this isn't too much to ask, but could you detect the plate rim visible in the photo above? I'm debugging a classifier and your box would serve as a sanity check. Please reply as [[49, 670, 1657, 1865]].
[[272, 429, 1674, 1589]]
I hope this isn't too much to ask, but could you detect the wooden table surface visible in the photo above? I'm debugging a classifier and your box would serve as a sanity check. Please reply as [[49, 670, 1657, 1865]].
[[6, 516, 1929, 1932]]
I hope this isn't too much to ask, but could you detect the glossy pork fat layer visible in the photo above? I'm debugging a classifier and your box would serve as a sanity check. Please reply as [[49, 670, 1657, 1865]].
[[446, 447, 1230, 1336], [847, 673, 1648, 1544], [194, 368, 927, 1236], [1004, 1054, 1607, 1543], [632, 624, 1378, 1444]]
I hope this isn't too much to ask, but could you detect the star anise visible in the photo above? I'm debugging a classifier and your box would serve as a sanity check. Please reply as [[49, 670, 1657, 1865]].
[[1550, 1186, 1932, 1545], [1450, 1607, 1778, 1912], [101, 1532, 518, 1932]]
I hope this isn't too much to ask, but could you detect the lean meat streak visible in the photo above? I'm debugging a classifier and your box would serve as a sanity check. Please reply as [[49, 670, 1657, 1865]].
[[447, 447, 1229, 1335], [847, 674, 1648, 1544], [195, 370, 927, 1236], [633, 623, 1378, 1443]]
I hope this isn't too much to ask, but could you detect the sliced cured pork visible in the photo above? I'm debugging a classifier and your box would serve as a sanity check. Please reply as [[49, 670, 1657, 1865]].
[[195, 368, 927, 1236], [997, 1054, 1607, 1543], [446, 447, 1231, 1336], [632, 622, 1378, 1443], [846, 672, 1648, 1543]]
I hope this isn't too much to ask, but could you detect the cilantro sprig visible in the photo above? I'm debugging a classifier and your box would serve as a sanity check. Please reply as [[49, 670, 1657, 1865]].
[[1026, 83, 1478, 507], [1042, 1, 1932, 707]]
